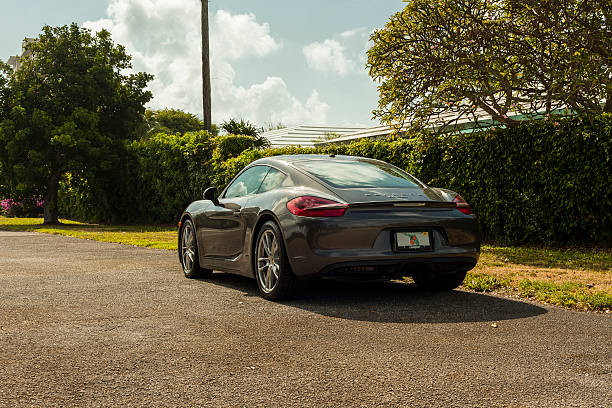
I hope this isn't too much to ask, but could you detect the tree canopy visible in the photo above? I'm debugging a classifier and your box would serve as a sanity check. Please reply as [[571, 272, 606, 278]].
[[0, 23, 152, 223], [143, 108, 212, 136], [221, 118, 258, 136], [367, 0, 612, 131], [221, 118, 269, 148], [0, 63, 10, 118]]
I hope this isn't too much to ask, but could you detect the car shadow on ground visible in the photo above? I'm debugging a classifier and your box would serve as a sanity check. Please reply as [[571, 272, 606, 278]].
[[200, 273, 548, 324]]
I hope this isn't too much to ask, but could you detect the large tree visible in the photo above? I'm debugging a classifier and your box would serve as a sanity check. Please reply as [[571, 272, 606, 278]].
[[0, 63, 10, 115], [0, 24, 152, 223], [506, 0, 612, 114], [367, 0, 612, 131], [0, 63, 10, 198]]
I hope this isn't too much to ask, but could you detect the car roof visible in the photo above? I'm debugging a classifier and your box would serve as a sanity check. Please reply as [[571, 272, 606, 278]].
[[252, 154, 367, 166]]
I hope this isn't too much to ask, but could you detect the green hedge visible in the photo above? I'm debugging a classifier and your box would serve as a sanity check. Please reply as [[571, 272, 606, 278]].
[[128, 131, 216, 222], [213, 134, 261, 161], [58, 115, 611, 245], [58, 132, 253, 224], [211, 115, 612, 245]]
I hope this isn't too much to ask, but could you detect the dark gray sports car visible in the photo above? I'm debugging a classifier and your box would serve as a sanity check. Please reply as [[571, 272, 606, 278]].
[[178, 155, 480, 300]]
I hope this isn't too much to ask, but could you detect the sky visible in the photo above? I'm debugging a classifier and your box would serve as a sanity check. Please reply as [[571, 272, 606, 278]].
[[1, 0, 405, 128]]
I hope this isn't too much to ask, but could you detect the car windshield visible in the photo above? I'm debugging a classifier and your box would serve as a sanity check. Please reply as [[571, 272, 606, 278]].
[[294, 159, 421, 189]]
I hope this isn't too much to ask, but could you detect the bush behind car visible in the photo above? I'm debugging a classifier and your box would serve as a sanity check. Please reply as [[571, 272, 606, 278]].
[[57, 114, 611, 245]]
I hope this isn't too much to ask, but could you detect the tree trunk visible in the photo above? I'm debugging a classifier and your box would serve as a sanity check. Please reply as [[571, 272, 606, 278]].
[[604, 92, 612, 113], [43, 172, 61, 225], [201, 0, 212, 131]]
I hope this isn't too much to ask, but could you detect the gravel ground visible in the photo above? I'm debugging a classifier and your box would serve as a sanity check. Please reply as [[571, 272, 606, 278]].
[[0, 230, 611, 407]]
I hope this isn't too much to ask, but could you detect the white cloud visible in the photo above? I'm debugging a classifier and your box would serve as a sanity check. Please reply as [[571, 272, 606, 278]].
[[83, 0, 328, 126], [303, 39, 354, 76], [212, 61, 328, 125], [303, 28, 372, 77], [213, 10, 280, 60], [339, 27, 366, 38]]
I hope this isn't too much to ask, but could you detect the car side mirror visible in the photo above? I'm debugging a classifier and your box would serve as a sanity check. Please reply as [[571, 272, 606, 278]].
[[203, 186, 220, 206]]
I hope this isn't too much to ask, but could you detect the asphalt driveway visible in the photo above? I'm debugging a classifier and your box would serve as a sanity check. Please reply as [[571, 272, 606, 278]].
[[0, 231, 610, 407]]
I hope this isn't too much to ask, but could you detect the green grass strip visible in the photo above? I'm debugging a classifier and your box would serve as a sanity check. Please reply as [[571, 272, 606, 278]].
[[0, 216, 176, 250], [464, 271, 611, 312], [481, 245, 612, 272]]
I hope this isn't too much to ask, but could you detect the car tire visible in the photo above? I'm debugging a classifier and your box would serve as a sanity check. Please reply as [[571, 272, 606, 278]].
[[413, 270, 467, 291], [180, 219, 213, 279], [254, 221, 298, 300]]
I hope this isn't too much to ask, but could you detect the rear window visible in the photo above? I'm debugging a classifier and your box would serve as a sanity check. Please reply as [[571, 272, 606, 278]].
[[294, 159, 420, 188]]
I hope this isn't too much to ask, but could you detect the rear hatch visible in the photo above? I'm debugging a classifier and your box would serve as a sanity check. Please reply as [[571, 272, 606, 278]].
[[290, 157, 456, 207]]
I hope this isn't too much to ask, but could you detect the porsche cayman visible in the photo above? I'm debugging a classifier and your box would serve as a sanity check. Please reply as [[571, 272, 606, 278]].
[[178, 155, 480, 300]]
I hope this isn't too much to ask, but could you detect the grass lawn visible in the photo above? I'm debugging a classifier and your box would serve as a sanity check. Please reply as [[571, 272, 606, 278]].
[[0, 216, 176, 250], [466, 246, 611, 311], [1, 216, 610, 312]]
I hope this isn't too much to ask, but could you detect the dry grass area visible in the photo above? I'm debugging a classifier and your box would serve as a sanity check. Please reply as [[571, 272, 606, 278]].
[[476, 246, 611, 293], [468, 246, 611, 311], [1, 216, 610, 310]]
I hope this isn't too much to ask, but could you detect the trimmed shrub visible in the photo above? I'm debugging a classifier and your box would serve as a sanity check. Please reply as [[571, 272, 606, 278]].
[[129, 130, 216, 223], [58, 130, 216, 224], [213, 134, 260, 161]]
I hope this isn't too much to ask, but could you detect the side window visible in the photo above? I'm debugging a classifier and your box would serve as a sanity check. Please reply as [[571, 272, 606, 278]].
[[224, 166, 270, 198], [258, 167, 288, 193]]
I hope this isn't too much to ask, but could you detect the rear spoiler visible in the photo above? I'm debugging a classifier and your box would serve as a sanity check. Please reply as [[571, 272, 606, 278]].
[[348, 201, 457, 209]]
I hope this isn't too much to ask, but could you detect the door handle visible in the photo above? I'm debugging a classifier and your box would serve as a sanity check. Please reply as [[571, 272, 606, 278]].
[[233, 210, 241, 217]]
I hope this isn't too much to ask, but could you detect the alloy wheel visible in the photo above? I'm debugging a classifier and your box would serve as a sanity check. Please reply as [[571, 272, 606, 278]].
[[181, 223, 196, 274], [256, 229, 281, 293]]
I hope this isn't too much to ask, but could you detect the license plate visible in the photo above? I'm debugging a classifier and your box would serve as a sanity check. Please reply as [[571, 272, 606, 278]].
[[394, 231, 432, 251]]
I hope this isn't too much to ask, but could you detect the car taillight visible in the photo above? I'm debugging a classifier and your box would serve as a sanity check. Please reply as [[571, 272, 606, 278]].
[[453, 195, 472, 215], [287, 196, 348, 217]]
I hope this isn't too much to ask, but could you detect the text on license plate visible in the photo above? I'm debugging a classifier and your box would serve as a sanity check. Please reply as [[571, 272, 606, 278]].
[[395, 231, 432, 250]]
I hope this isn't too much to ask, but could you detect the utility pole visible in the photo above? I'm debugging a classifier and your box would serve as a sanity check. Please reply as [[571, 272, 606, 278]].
[[201, 0, 212, 131]]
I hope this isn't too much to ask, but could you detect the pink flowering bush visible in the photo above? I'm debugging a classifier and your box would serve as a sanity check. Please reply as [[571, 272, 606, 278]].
[[0, 198, 44, 217]]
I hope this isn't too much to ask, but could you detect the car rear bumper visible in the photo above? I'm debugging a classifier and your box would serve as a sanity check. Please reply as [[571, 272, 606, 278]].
[[288, 250, 479, 279], [278, 208, 480, 279], [317, 256, 478, 279]]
